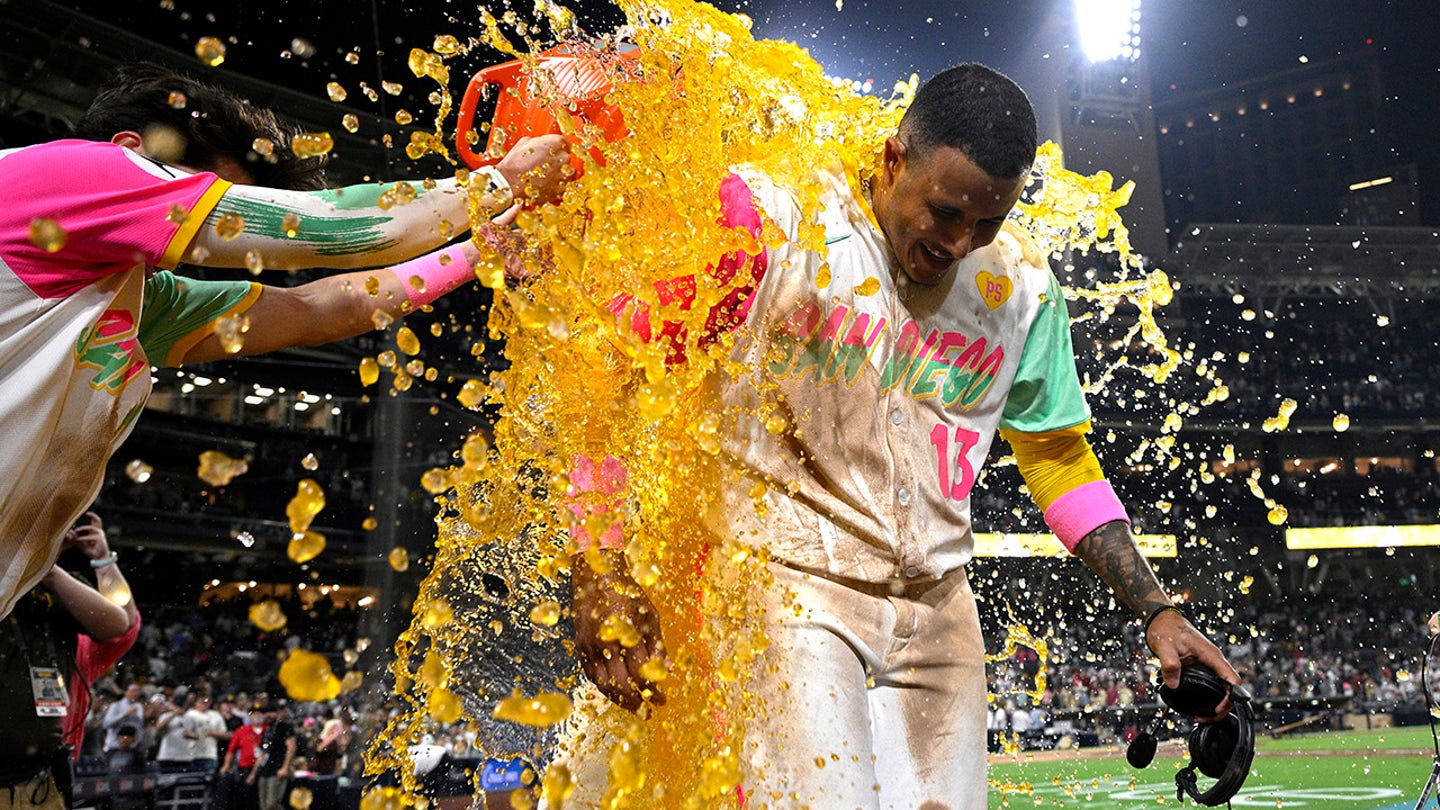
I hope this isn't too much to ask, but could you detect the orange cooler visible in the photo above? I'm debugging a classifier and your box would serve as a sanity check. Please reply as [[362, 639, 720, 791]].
[[456, 43, 640, 176]]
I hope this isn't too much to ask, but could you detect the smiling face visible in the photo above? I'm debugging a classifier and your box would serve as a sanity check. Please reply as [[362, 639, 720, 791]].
[[871, 137, 1026, 286]]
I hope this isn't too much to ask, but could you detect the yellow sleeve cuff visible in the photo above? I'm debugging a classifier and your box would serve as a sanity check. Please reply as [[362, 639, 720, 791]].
[[1000, 421, 1107, 512], [158, 178, 232, 270]]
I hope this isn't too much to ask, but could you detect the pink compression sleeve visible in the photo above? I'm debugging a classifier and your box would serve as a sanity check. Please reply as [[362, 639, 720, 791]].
[[394, 244, 475, 308], [1043, 479, 1130, 553], [567, 454, 627, 551]]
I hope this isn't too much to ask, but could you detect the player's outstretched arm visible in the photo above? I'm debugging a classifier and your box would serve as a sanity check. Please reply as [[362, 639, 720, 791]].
[[570, 548, 667, 712], [183, 135, 571, 272], [175, 239, 482, 364], [1074, 520, 1240, 718]]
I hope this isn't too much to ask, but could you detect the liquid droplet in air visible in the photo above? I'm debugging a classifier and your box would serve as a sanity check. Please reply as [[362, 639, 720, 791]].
[[288, 787, 314, 810], [530, 600, 561, 626], [397, 326, 421, 355], [358, 357, 380, 386], [286, 479, 326, 536], [279, 648, 342, 701], [326, 82, 347, 103], [388, 547, 410, 571], [124, 459, 153, 483], [197, 450, 248, 486], [291, 132, 335, 159], [1333, 413, 1351, 432], [287, 530, 326, 563], [493, 690, 574, 727], [194, 36, 226, 67], [853, 276, 881, 296], [249, 599, 287, 632], [214, 213, 245, 241]]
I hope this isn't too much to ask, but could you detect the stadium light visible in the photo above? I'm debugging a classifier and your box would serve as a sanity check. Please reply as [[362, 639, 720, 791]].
[[1076, 0, 1143, 63]]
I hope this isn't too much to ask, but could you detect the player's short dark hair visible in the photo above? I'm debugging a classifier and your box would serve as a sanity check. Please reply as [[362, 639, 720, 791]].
[[74, 62, 327, 191], [899, 63, 1038, 179]]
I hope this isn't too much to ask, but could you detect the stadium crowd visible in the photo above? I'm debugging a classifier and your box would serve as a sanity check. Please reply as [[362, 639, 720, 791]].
[[66, 551, 1436, 779]]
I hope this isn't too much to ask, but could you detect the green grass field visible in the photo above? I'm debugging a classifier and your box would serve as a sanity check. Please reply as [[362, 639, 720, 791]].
[[988, 727, 1440, 809]]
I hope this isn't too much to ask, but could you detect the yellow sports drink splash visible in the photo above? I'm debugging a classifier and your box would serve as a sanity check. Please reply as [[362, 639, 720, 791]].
[[367, 1, 1190, 807]]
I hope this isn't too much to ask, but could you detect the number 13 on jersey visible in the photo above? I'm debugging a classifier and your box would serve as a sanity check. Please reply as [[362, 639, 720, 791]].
[[929, 423, 979, 501]]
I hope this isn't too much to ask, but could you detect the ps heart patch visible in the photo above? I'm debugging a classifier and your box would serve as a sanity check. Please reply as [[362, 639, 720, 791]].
[[975, 271, 1012, 310]]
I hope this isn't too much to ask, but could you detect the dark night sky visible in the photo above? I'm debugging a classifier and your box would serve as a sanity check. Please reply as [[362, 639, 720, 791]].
[[56, 0, 1439, 221]]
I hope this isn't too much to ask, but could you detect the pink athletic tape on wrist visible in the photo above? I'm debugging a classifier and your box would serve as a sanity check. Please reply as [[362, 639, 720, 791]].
[[1044, 479, 1130, 553], [396, 244, 474, 308], [567, 453, 627, 551]]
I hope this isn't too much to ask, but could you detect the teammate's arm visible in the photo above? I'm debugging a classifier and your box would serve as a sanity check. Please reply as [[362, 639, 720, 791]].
[[175, 240, 481, 365], [176, 135, 570, 272]]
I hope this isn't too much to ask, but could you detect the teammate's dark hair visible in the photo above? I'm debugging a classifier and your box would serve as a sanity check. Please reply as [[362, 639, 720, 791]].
[[75, 63, 327, 191], [899, 63, 1038, 179]]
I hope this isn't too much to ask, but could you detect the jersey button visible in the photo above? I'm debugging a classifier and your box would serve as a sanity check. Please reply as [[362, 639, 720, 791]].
[[889, 409, 903, 425], [897, 486, 912, 506], [904, 565, 921, 579]]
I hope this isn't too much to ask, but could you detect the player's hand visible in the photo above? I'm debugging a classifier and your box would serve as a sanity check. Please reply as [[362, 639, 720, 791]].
[[1427, 611, 1439, 637], [1145, 609, 1241, 722], [571, 549, 667, 712], [495, 134, 572, 207], [63, 511, 111, 560]]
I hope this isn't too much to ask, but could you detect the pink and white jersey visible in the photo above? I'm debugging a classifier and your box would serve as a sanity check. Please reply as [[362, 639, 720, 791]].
[[0, 140, 229, 618]]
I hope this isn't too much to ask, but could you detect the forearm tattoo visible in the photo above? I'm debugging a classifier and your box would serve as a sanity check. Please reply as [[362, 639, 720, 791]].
[[1074, 520, 1171, 619]]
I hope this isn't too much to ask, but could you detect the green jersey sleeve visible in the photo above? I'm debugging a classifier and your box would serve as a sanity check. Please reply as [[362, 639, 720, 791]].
[[139, 270, 261, 368], [1000, 271, 1091, 433]]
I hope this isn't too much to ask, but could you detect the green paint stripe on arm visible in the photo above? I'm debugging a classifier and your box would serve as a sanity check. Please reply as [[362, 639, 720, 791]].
[[207, 196, 396, 253], [314, 181, 431, 211]]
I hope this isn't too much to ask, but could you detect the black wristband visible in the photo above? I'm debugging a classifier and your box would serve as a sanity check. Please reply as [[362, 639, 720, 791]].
[[1143, 604, 1186, 634]]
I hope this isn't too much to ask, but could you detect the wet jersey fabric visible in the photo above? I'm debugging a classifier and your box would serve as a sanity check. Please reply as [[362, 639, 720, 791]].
[[710, 166, 1089, 584]]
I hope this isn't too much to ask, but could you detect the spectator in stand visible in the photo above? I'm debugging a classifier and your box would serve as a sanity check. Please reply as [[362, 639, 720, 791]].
[[189, 693, 230, 772], [106, 726, 148, 810], [219, 704, 268, 810], [0, 523, 132, 810], [310, 706, 349, 777], [220, 695, 248, 735], [154, 691, 199, 772], [48, 512, 142, 763], [102, 683, 146, 753], [106, 726, 148, 775], [252, 701, 299, 810]]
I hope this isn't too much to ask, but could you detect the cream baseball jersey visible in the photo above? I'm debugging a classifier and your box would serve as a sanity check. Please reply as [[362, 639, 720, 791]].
[[709, 166, 1091, 583], [0, 141, 233, 618]]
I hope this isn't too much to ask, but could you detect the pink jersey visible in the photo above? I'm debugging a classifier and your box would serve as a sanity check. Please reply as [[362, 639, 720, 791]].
[[0, 140, 230, 618]]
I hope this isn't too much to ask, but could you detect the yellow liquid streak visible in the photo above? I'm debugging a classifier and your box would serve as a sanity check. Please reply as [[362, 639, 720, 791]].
[[371, 1, 1185, 807]]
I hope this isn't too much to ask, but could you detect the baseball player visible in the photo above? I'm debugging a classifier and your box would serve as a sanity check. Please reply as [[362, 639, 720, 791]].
[[0, 63, 570, 620], [565, 62, 1240, 808]]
